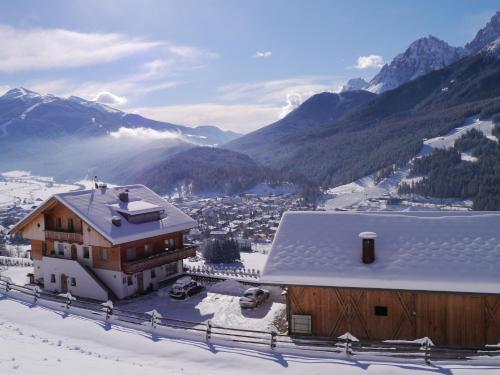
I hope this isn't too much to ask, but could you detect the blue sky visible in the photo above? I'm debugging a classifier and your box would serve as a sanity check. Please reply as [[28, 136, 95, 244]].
[[0, 0, 497, 132]]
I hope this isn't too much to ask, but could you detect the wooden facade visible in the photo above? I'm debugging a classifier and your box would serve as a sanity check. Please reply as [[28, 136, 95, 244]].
[[21, 198, 190, 273], [287, 286, 500, 347]]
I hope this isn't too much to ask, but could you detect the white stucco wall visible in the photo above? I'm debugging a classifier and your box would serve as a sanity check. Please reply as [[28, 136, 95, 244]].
[[41, 256, 108, 301]]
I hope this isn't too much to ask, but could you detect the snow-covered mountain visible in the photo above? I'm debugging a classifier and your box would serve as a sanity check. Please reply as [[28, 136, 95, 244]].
[[340, 78, 369, 92], [465, 11, 500, 53], [366, 36, 465, 93], [339, 12, 500, 95], [0, 87, 240, 145]]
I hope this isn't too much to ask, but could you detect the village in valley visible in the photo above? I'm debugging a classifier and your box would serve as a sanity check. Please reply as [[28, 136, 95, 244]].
[[1, 3, 500, 374]]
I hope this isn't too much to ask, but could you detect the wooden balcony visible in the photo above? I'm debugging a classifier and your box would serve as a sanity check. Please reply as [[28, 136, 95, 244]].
[[122, 245, 197, 274], [45, 229, 83, 243]]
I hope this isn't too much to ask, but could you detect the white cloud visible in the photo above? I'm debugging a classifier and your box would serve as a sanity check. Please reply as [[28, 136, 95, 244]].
[[255, 51, 272, 58], [217, 76, 339, 120], [355, 54, 384, 69], [93, 91, 127, 106], [0, 24, 162, 72], [280, 93, 303, 118], [130, 103, 282, 134], [0, 85, 10, 96], [109, 127, 183, 141]]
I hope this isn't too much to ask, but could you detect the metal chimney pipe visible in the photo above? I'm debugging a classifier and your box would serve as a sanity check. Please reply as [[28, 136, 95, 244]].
[[358, 232, 377, 264]]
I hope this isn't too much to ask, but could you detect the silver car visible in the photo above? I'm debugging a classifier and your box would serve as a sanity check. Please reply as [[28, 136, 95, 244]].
[[239, 287, 270, 308]]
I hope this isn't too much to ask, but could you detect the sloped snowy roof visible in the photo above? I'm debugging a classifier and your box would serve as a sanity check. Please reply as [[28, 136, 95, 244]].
[[261, 211, 500, 294], [11, 184, 196, 245]]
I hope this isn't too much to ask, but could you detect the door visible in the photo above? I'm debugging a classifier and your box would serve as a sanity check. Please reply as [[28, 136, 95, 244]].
[[71, 245, 77, 260], [60, 274, 68, 293], [137, 272, 144, 293]]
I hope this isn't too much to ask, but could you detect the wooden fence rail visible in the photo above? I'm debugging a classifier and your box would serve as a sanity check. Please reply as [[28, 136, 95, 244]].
[[0, 277, 499, 362]]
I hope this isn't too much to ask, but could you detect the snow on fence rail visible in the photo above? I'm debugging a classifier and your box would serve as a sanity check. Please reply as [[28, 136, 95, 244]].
[[186, 264, 260, 280], [0, 256, 33, 267], [0, 277, 499, 362]]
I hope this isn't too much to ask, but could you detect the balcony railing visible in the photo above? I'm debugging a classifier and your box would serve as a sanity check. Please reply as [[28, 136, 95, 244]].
[[122, 245, 197, 274], [45, 230, 83, 243]]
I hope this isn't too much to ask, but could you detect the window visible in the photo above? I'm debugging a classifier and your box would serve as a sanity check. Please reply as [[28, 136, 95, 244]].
[[144, 244, 152, 256], [50, 274, 56, 283], [127, 276, 133, 286], [165, 238, 175, 250], [291, 315, 312, 335], [57, 243, 64, 256], [56, 217, 62, 228], [122, 277, 126, 285], [374, 305, 388, 316], [42, 242, 47, 256], [99, 248, 108, 261], [164, 262, 178, 276], [70, 277, 76, 287], [83, 246, 90, 259], [68, 218, 74, 232], [151, 268, 156, 279], [127, 248, 136, 261]]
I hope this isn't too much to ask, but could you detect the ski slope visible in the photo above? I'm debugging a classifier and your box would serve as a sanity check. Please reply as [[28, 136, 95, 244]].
[[323, 116, 496, 211]]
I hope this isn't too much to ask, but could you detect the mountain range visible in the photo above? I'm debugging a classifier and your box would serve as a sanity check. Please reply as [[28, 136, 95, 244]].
[[0, 87, 240, 145], [225, 35, 500, 189], [361, 11, 500, 93], [1, 11, 500, 202]]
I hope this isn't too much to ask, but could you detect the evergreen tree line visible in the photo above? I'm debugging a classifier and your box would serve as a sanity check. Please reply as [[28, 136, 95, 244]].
[[202, 238, 242, 264], [399, 129, 500, 210]]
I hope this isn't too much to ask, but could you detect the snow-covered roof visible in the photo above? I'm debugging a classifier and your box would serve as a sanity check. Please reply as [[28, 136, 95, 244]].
[[261, 211, 500, 294], [10, 184, 196, 245], [110, 200, 162, 215]]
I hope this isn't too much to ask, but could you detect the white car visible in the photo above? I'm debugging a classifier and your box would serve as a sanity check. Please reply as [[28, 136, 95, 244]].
[[239, 287, 270, 308]]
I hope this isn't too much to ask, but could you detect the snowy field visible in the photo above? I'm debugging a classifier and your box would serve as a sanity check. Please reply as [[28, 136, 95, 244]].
[[322, 115, 496, 211], [0, 170, 91, 209], [1, 296, 499, 375]]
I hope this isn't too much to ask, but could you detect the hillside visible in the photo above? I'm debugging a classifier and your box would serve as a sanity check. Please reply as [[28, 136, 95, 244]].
[[0, 88, 240, 180], [128, 147, 317, 198], [399, 121, 500, 210], [226, 44, 500, 188], [224, 90, 376, 163]]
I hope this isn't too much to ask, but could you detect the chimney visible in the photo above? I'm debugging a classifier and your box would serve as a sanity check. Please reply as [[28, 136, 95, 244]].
[[118, 189, 129, 202], [358, 232, 377, 264]]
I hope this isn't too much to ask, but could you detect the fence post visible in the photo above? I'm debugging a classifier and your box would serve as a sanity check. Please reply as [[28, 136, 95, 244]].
[[270, 329, 277, 349], [423, 338, 431, 365], [5, 280, 10, 292], [345, 336, 351, 358], [33, 287, 40, 304], [206, 320, 212, 341]]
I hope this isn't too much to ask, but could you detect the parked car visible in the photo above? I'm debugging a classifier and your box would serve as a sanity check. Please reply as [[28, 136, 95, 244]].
[[169, 277, 204, 300], [239, 287, 270, 308]]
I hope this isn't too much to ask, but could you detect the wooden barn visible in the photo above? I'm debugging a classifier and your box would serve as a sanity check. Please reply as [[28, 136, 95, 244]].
[[260, 211, 500, 347]]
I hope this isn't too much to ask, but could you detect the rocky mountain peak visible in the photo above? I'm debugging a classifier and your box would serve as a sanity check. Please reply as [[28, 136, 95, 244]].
[[367, 35, 464, 93], [466, 11, 500, 53]]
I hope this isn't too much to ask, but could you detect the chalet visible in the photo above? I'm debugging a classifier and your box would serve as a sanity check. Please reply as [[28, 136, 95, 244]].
[[260, 211, 500, 347], [8, 184, 197, 301]]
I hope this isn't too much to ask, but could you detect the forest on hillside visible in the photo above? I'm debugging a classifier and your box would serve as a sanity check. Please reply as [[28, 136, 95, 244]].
[[399, 120, 500, 210]]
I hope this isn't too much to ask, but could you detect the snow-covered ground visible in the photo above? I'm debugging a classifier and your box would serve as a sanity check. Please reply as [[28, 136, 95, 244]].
[[0, 266, 32, 284], [185, 251, 269, 272], [0, 170, 84, 209], [118, 279, 284, 332], [0, 295, 499, 374], [322, 116, 495, 211]]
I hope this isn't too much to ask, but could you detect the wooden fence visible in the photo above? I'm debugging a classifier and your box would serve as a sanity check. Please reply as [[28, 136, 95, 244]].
[[186, 264, 260, 280], [0, 276, 499, 363], [0, 256, 33, 267]]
